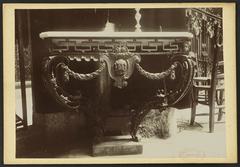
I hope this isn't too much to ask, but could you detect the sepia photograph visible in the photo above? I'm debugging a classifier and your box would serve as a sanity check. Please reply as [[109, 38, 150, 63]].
[[3, 3, 237, 164]]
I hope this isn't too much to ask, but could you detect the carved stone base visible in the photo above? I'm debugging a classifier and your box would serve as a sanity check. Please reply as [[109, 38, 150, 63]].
[[104, 110, 131, 135], [92, 136, 143, 156], [33, 111, 86, 143]]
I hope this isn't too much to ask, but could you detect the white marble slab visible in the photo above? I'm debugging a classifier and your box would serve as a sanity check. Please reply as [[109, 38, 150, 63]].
[[40, 31, 193, 39]]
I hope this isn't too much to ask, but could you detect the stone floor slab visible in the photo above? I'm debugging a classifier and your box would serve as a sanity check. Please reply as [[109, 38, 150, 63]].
[[92, 136, 143, 156]]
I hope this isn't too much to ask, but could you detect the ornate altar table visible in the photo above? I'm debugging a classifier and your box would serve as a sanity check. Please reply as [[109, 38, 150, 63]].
[[40, 31, 194, 155]]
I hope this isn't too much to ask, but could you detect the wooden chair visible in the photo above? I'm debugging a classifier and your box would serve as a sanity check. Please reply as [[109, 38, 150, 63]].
[[186, 8, 224, 133], [190, 60, 225, 133]]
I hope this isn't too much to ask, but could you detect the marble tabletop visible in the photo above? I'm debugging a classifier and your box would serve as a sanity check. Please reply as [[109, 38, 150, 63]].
[[40, 31, 193, 39]]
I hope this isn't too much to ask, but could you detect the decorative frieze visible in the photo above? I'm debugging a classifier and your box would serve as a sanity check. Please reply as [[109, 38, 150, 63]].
[[49, 38, 186, 54]]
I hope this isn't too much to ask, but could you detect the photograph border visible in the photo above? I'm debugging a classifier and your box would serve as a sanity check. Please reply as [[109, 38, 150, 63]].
[[3, 2, 237, 164]]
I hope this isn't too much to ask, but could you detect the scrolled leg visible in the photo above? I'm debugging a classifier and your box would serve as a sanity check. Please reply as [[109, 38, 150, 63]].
[[130, 101, 161, 142]]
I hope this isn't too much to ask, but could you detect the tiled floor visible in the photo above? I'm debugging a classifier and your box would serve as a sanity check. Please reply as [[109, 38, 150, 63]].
[[16, 87, 226, 158]]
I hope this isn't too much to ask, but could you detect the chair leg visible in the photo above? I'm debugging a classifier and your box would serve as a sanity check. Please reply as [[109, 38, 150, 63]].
[[209, 103, 215, 133], [217, 108, 223, 121], [190, 89, 197, 126], [190, 103, 196, 126], [217, 90, 224, 121]]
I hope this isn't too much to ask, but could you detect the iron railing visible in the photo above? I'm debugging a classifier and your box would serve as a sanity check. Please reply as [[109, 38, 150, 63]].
[[185, 8, 223, 77], [16, 10, 33, 129]]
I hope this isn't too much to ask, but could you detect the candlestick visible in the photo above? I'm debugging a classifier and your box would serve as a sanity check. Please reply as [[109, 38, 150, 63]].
[[104, 9, 115, 32], [135, 8, 142, 32]]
